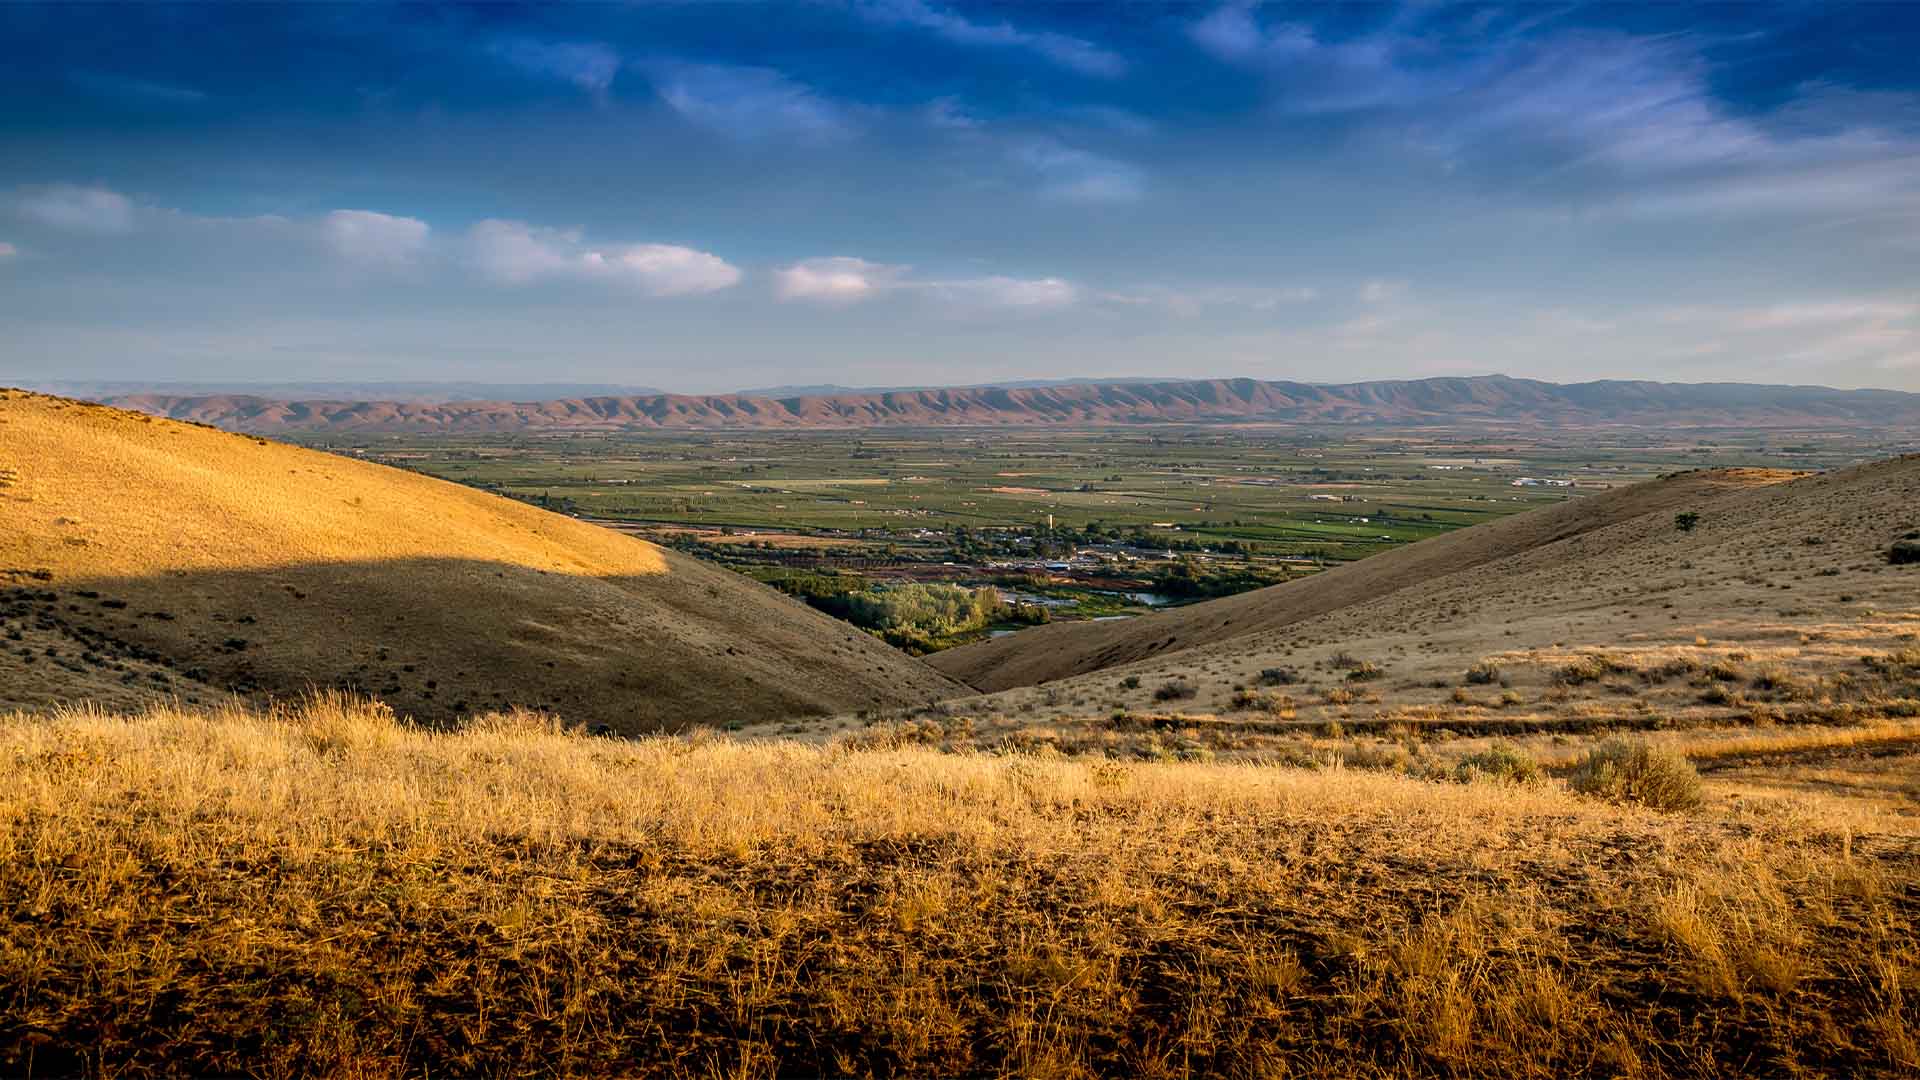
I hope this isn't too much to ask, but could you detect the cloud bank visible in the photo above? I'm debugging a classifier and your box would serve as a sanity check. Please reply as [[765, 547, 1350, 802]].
[[774, 256, 1074, 311], [323, 210, 430, 266], [467, 220, 742, 295], [14, 184, 137, 234]]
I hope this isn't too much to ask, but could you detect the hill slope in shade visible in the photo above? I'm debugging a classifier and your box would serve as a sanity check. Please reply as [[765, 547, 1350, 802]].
[[0, 391, 960, 728], [928, 467, 1799, 691], [97, 375, 1920, 433]]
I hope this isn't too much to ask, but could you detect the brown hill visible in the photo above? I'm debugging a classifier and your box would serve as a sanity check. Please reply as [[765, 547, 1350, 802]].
[[98, 375, 1920, 433], [0, 390, 960, 728], [929, 467, 1801, 691]]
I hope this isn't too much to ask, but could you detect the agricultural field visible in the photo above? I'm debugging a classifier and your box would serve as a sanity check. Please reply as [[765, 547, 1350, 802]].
[[304, 426, 1900, 649]]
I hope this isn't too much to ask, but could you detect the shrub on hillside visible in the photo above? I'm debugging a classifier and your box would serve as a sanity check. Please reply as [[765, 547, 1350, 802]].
[[1748, 664, 1803, 696], [1891, 538, 1920, 565], [1567, 739, 1703, 811], [1674, 511, 1701, 532], [1230, 688, 1294, 716], [1464, 661, 1501, 686], [1258, 666, 1300, 686], [1344, 661, 1384, 682], [1554, 653, 1632, 686], [1153, 679, 1197, 703], [1453, 742, 1539, 785], [1698, 684, 1739, 706]]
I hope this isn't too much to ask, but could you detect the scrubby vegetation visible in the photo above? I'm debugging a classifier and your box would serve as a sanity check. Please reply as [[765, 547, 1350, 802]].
[[1568, 739, 1706, 810], [1453, 742, 1540, 784], [1150, 557, 1291, 599], [757, 576, 1047, 653], [1554, 652, 1636, 686], [1152, 677, 1197, 702], [3, 696, 1915, 1078]]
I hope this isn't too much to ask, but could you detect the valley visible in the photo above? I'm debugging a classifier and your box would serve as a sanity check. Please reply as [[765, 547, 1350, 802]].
[[13, 4, 1920, 1073], [312, 425, 1900, 652], [5, 390, 1918, 1078]]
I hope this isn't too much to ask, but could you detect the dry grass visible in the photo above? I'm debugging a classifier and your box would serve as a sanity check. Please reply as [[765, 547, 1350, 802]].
[[4, 695, 1917, 1078], [1588, 722, 1920, 769]]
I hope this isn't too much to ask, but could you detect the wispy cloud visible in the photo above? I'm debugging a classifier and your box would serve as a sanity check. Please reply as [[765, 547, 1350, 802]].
[[1731, 299, 1919, 331], [323, 210, 430, 266], [0, 241, 17, 258], [1009, 136, 1144, 204], [1657, 297, 1920, 370], [1185, 5, 1920, 233], [922, 96, 981, 131], [1188, 5, 1416, 113], [645, 61, 854, 142], [467, 220, 741, 295], [14, 184, 137, 234], [1360, 280, 1408, 305], [490, 37, 622, 95], [773, 256, 908, 305], [857, 0, 1125, 78], [67, 70, 208, 105], [774, 256, 1074, 311], [927, 274, 1075, 310], [1099, 284, 1319, 316]]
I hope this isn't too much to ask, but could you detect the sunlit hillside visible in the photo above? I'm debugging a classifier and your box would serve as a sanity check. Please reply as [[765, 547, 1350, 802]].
[[0, 391, 960, 728]]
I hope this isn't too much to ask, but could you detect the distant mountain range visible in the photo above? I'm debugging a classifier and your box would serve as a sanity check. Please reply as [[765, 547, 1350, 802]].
[[53, 375, 1920, 433], [732, 377, 1183, 397], [23, 380, 667, 404]]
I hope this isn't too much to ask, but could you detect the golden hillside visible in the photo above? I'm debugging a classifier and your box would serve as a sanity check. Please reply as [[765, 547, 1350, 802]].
[[930, 466, 1800, 691], [0, 391, 960, 728]]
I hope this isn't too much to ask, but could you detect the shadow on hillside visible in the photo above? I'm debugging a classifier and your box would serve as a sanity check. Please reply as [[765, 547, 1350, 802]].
[[1, 554, 942, 733]]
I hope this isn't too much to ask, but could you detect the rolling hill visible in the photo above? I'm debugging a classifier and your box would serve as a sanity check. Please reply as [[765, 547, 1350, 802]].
[[0, 390, 960, 728], [929, 466, 1801, 691], [93, 375, 1920, 433]]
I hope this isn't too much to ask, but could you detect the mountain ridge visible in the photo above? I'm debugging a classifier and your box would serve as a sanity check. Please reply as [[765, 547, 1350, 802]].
[[82, 375, 1920, 434]]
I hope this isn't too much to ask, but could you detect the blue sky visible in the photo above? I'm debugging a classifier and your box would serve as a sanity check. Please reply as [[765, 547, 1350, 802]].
[[2, 1, 1918, 393]]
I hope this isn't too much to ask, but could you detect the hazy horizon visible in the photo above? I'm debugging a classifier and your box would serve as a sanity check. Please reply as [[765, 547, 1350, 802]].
[[3, 2, 1918, 391], [20, 369, 1920, 403]]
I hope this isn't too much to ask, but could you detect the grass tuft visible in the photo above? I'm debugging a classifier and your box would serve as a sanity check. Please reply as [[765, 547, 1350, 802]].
[[1568, 739, 1705, 811]]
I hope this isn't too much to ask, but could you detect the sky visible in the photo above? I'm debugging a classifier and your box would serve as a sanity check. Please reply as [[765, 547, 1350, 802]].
[[2, 1, 1918, 394]]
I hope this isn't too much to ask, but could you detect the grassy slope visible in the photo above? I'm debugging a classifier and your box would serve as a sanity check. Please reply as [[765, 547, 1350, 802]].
[[0, 391, 960, 729], [7, 415, 1920, 1077], [4, 695, 1916, 1078], [931, 467, 1798, 691]]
